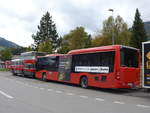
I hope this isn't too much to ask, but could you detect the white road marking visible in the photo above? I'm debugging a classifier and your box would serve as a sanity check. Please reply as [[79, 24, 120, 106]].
[[40, 88, 44, 90], [56, 90, 63, 93], [47, 89, 53, 91], [79, 95, 88, 99], [0, 90, 14, 99], [113, 101, 125, 104], [95, 98, 105, 101], [66, 93, 74, 96], [136, 104, 150, 108]]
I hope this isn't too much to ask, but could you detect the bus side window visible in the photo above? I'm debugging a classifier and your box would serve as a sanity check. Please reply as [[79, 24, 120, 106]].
[[100, 52, 115, 72]]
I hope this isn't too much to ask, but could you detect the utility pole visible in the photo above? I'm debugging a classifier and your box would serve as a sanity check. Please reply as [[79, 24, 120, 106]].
[[108, 9, 114, 45]]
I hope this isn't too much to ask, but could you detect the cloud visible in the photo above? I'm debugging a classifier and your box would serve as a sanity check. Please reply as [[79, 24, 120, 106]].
[[0, 0, 149, 47]]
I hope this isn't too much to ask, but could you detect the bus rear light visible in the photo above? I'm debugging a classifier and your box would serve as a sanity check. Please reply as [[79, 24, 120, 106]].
[[116, 76, 120, 80]]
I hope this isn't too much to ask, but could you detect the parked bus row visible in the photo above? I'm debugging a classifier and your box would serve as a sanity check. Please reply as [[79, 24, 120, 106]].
[[6, 45, 141, 89]]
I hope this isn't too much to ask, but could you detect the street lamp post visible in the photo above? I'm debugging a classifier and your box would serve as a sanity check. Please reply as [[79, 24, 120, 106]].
[[108, 9, 114, 45]]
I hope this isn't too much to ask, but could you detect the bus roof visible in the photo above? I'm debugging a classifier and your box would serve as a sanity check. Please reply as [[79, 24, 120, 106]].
[[68, 45, 120, 54], [11, 59, 22, 62], [68, 45, 138, 55], [37, 54, 64, 58], [46, 54, 64, 56], [21, 51, 46, 56]]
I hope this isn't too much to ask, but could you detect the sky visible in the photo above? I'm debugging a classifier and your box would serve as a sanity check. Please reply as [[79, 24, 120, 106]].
[[0, 0, 150, 47]]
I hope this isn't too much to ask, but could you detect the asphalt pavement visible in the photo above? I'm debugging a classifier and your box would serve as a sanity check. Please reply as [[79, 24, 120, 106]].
[[0, 72, 150, 113]]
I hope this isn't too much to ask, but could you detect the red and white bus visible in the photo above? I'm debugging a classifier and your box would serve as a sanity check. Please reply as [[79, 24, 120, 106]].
[[23, 58, 36, 78], [36, 45, 140, 88], [11, 59, 24, 75], [21, 51, 46, 78], [10, 51, 46, 77]]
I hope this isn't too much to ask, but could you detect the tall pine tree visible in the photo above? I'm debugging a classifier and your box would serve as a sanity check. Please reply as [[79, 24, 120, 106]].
[[32, 12, 59, 52], [130, 8, 147, 51]]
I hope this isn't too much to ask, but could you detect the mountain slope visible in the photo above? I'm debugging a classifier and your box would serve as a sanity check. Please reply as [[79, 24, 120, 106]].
[[0, 37, 20, 48]]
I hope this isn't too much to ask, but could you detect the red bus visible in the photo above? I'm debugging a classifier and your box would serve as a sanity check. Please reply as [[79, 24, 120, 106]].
[[23, 58, 36, 78], [11, 59, 24, 75], [21, 51, 46, 78], [10, 51, 46, 77], [5, 60, 12, 69], [35, 45, 140, 89], [35, 54, 63, 80]]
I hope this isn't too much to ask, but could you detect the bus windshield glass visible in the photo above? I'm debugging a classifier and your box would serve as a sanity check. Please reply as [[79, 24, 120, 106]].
[[120, 47, 139, 68]]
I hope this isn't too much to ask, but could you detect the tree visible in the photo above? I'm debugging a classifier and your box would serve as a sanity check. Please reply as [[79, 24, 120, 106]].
[[57, 35, 70, 54], [69, 27, 89, 50], [32, 12, 59, 52], [102, 16, 114, 38], [91, 35, 112, 47], [38, 40, 52, 53], [114, 16, 131, 45], [102, 15, 131, 45], [0, 49, 12, 61], [130, 8, 147, 51], [58, 27, 89, 53], [85, 34, 92, 48], [92, 15, 131, 47], [10, 47, 27, 55], [26, 45, 34, 52]]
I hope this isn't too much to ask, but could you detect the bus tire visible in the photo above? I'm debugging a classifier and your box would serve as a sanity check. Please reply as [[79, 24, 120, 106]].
[[80, 76, 88, 88], [42, 73, 47, 81]]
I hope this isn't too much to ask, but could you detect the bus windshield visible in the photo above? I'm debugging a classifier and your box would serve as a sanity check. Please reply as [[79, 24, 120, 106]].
[[120, 47, 139, 68]]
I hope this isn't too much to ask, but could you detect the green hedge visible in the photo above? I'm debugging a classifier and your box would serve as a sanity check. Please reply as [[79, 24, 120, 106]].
[[0, 68, 9, 71]]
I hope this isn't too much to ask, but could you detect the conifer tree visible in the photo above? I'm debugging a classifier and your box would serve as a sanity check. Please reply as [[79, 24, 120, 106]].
[[130, 8, 147, 51], [32, 12, 59, 52]]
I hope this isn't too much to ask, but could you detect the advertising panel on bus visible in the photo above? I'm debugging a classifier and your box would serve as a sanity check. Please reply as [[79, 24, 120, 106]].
[[58, 55, 72, 81], [142, 42, 150, 88]]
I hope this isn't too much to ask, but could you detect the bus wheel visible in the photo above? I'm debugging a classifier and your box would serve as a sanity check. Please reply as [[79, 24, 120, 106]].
[[42, 73, 47, 81], [80, 76, 88, 88]]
